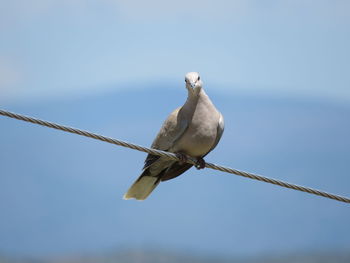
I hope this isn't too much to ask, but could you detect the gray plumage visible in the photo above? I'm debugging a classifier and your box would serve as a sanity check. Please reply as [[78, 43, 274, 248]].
[[123, 72, 224, 200]]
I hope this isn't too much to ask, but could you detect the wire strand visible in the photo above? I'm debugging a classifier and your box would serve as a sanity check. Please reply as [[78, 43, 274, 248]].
[[1, 109, 349, 204]]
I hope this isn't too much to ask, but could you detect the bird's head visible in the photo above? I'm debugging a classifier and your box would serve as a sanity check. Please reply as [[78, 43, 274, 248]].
[[185, 72, 202, 95]]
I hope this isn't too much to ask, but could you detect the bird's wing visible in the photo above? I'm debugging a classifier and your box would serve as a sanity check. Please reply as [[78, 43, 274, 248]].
[[160, 162, 193, 181], [211, 112, 225, 152], [203, 112, 225, 157], [143, 107, 189, 169]]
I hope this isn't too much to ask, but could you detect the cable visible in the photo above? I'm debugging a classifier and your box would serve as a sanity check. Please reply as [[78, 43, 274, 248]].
[[1, 109, 349, 204]]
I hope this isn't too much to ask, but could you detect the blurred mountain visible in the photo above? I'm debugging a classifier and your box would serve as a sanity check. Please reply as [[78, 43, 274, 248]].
[[0, 85, 349, 257], [1, 250, 350, 263]]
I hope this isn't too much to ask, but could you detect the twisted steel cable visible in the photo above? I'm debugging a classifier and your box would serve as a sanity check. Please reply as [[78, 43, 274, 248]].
[[1, 109, 349, 204]]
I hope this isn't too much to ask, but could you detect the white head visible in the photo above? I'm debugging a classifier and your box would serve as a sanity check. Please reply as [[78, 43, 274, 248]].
[[185, 72, 203, 95]]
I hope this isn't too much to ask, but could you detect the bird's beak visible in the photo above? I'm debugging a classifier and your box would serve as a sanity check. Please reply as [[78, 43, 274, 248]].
[[190, 82, 196, 89]]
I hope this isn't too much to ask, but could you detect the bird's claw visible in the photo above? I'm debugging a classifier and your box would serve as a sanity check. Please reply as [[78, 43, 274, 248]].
[[175, 152, 188, 164], [176, 153, 206, 169], [195, 157, 206, 170]]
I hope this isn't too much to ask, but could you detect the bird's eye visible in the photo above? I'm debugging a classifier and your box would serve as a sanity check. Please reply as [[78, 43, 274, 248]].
[[198, 76, 200, 81]]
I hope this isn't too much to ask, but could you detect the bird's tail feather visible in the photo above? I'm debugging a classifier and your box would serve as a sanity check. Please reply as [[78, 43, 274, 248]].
[[123, 174, 160, 201]]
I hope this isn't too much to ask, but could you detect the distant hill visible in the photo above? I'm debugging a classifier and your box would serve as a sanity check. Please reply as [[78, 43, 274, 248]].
[[1, 250, 350, 263]]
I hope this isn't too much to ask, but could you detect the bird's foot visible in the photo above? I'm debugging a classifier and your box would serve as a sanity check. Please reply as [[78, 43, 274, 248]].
[[175, 152, 188, 164], [195, 157, 206, 170]]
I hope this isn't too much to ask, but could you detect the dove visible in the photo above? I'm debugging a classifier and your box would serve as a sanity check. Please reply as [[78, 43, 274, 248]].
[[123, 72, 224, 200]]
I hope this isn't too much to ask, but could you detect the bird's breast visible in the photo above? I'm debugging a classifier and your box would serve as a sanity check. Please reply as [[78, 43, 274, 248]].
[[174, 117, 218, 157], [172, 89, 221, 157]]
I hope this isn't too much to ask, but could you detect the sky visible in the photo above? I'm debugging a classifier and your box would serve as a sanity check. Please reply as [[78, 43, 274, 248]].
[[0, 0, 349, 104], [0, 0, 350, 260]]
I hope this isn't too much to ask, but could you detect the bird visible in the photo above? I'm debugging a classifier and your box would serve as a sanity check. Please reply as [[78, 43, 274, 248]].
[[123, 72, 224, 200]]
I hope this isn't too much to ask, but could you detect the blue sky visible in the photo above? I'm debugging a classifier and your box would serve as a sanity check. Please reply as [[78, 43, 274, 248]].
[[1, 0, 349, 104], [1, 1, 350, 258]]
